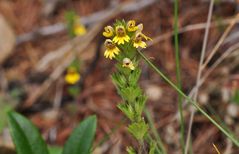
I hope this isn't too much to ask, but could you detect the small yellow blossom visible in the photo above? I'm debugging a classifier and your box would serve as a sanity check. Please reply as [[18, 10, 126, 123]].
[[104, 39, 120, 59], [74, 23, 86, 36], [136, 23, 152, 40], [113, 26, 130, 45], [103, 26, 114, 38], [127, 20, 138, 32], [65, 67, 80, 84], [133, 33, 147, 48], [73, 16, 86, 36], [133, 31, 152, 48], [122, 58, 135, 70]]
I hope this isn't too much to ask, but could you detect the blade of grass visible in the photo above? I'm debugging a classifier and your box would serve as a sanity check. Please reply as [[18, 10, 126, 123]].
[[145, 134, 162, 154], [138, 50, 239, 147], [145, 108, 166, 154], [173, 0, 185, 152], [206, 104, 236, 137]]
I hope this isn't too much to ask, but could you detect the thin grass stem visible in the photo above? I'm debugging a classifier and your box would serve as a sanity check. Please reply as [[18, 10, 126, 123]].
[[138, 50, 239, 147], [145, 109, 166, 154], [173, 0, 185, 152]]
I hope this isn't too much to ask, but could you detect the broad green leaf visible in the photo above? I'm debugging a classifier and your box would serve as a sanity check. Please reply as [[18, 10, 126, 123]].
[[7, 111, 49, 154], [62, 115, 97, 154], [48, 146, 62, 154]]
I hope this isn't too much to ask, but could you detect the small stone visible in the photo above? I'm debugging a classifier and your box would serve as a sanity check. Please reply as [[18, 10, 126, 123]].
[[145, 85, 162, 101], [227, 103, 238, 118], [225, 115, 233, 125], [221, 87, 230, 102], [198, 92, 208, 105]]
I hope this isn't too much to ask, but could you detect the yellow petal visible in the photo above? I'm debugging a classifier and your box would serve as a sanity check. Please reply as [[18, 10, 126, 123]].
[[65, 73, 80, 84], [74, 25, 86, 36], [134, 41, 146, 48], [103, 26, 114, 37]]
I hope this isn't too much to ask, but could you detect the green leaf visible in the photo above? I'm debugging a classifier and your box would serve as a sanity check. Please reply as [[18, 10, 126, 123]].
[[117, 103, 134, 121], [111, 72, 127, 89], [134, 95, 147, 118], [119, 86, 142, 103], [7, 111, 49, 154], [128, 120, 149, 141], [128, 68, 141, 86], [48, 146, 62, 154], [62, 115, 97, 154]]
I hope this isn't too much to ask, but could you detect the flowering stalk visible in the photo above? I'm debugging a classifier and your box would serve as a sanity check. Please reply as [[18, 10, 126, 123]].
[[102, 20, 154, 153], [64, 11, 86, 96]]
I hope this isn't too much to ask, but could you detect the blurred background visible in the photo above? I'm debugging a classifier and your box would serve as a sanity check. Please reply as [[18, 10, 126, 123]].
[[0, 0, 239, 153]]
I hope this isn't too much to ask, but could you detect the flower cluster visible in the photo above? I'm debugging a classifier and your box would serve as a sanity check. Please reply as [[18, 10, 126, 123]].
[[103, 20, 153, 153], [102, 20, 151, 70]]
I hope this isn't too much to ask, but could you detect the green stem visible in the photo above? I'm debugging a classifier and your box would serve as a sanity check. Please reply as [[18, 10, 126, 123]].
[[173, 0, 185, 152], [138, 50, 239, 147], [145, 109, 166, 154]]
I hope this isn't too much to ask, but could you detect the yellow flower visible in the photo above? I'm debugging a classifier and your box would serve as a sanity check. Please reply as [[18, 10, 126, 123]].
[[122, 58, 135, 70], [113, 26, 130, 45], [136, 23, 152, 40], [74, 23, 86, 36], [103, 26, 114, 37], [133, 32, 152, 48], [133, 33, 147, 48], [127, 20, 138, 32], [104, 39, 120, 59], [73, 16, 86, 36], [65, 67, 80, 84]]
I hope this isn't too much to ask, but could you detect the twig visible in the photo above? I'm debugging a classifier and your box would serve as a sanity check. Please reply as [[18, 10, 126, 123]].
[[185, 0, 214, 153], [148, 17, 239, 47], [201, 13, 239, 70]]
